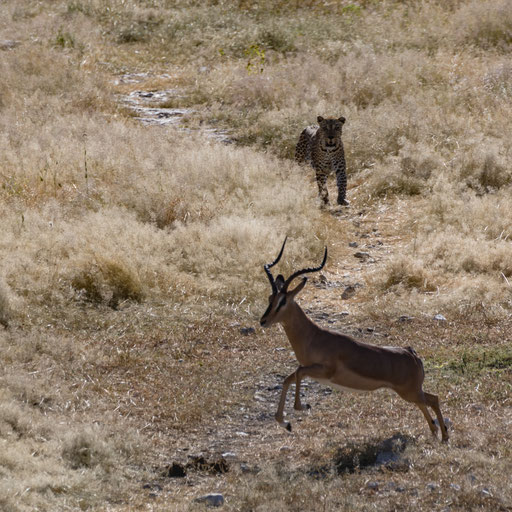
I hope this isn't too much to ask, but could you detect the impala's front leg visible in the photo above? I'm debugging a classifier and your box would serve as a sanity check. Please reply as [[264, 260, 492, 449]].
[[293, 364, 327, 412], [276, 371, 298, 431]]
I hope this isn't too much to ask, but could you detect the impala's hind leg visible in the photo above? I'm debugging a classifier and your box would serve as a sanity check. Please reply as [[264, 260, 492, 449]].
[[424, 392, 449, 442], [416, 401, 439, 438]]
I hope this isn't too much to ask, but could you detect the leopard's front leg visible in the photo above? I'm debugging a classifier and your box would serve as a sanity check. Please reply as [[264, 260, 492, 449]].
[[315, 170, 329, 206], [335, 161, 349, 206]]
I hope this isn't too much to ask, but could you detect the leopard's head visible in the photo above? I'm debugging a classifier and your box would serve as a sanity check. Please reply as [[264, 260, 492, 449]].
[[317, 116, 345, 150]]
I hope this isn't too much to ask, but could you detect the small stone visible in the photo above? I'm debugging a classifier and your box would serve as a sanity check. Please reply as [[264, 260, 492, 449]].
[[142, 483, 163, 491], [398, 315, 414, 323], [450, 483, 461, 491], [481, 488, 492, 497], [433, 417, 452, 429], [221, 452, 236, 460], [0, 40, 20, 50], [194, 493, 224, 507], [366, 327, 375, 333], [349, 241, 358, 248], [366, 481, 379, 490], [434, 314, 447, 322], [427, 482, 438, 491], [341, 285, 357, 300], [279, 445, 292, 452], [240, 327, 255, 336], [354, 251, 370, 260], [240, 463, 260, 474]]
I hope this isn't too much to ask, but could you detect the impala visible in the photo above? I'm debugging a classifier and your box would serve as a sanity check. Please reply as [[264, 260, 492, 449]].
[[260, 238, 449, 442]]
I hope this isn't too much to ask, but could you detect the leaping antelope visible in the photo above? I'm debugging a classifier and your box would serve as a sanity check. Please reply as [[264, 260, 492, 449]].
[[260, 238, 449, 442]]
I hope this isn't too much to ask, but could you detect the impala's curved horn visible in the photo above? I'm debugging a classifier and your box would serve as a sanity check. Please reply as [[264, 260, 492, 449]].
[[284, 246, 327, 291], [264, 237, 288, 294]]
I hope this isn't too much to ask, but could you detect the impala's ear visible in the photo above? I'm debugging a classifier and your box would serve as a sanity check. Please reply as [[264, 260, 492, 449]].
[[275, 274, 285, 292], [317, 116, 324, 123], [338, 116, 346, 124], [288, 277, 307, 299]]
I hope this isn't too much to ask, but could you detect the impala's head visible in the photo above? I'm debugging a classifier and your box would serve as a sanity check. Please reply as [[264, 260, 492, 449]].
[[317, 116, 345, 150], [260, 237, 327, 328]]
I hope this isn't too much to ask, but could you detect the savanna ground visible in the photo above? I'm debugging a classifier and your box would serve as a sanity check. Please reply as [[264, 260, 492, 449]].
[[1, 0, 511, 510]]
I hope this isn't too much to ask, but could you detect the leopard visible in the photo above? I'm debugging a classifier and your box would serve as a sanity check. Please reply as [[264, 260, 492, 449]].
[[295, 115, 348, 206]]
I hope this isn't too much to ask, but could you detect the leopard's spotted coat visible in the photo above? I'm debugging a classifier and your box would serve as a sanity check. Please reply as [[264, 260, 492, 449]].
[[295, 116, 348, 206]]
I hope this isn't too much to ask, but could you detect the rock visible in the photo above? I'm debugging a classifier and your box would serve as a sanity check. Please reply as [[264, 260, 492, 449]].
[[366, 481, 379, 490], [279, 445, 292, 452], [434, 314, 447, 322], [240, 463, 260, 474], [427, 482, 438, 491], [0, 40, 20, 50], [341, 285, 357, 300], [221, 452, 236, 460], [354, 251, 370, 260], [366, 327, 375, 333], [143, 483, 163, 491], [398, 315, 414, 323], [481, 488, 492, 497], [450, 483, 461, 491], [194, 493, 224, 507], [434, 417, 452, 429], [240, 327, 255, 336], [349, 242, 358, 248]]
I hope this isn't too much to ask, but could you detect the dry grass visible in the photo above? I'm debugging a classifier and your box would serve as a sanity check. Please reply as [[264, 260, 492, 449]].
[[1, 0, 511, 510]]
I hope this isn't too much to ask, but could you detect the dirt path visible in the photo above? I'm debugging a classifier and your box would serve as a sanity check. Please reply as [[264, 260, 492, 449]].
[[112, 72, 425, 505], [114, 72, 232, 143]]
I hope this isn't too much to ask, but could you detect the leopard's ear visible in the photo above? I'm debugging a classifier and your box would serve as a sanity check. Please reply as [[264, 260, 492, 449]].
[[338, 116, 346, 124], [317, 116, 324, 123]]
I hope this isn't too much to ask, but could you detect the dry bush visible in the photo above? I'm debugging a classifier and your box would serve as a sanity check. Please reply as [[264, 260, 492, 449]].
[[453, 0, 512, 50], [0, 279, 12, 328], [62, 428, 115, 470], [378, 256, 438, 293]]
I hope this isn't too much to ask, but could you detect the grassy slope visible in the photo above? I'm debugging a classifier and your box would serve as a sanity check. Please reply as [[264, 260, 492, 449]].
[[0, 0, 511, 510]]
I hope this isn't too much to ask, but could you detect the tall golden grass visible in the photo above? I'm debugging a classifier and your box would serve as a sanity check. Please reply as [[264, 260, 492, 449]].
[[1, 0, 511, 510]]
